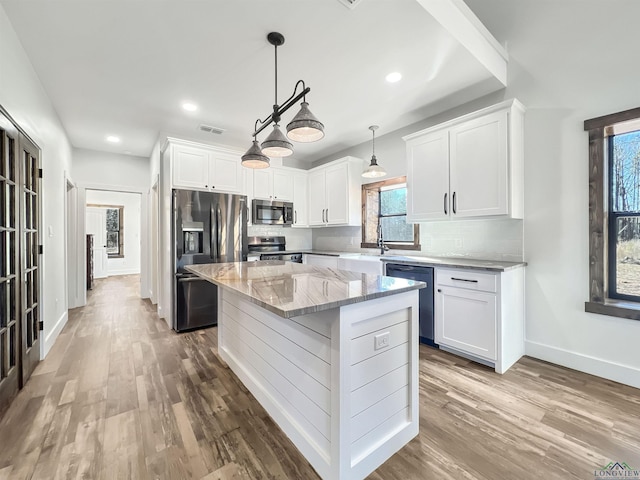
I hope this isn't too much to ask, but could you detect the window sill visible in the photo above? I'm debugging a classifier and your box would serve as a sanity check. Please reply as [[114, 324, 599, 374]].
[[361, 243, 421, 251], [108, 254, 124, 259], [585, 300, 640, 320]]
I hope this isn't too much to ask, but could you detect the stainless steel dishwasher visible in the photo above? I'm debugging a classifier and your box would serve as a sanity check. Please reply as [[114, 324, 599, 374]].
[[385, 263, 438, 348]]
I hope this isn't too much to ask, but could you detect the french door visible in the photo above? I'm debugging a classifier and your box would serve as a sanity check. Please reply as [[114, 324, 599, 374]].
[[0, 108, 41, 414]]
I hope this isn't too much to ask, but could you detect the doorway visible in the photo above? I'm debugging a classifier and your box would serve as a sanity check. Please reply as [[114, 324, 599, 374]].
[[85, 190, 142, 284]]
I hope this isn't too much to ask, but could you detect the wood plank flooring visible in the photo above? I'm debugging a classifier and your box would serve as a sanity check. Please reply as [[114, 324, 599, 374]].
[[0, 274, 639, 479]]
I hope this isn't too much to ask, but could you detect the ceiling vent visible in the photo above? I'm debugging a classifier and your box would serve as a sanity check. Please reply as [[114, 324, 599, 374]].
[[199, 124, 225, 135], [337, 0, 364, 9]]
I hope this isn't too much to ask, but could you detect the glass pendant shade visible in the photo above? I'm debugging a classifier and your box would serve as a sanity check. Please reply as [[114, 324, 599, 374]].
[[362, 155, 387, 178], [241, 140, 270, 169], [261, 124, 294, 157], [286, 102, 325, 142]]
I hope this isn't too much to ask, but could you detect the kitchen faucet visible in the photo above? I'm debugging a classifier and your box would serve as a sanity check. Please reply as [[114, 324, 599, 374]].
[[377, 224, 390, 255]]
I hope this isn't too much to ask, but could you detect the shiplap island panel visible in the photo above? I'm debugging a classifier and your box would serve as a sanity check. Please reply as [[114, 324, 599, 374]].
[[186, 261, 425, 480]]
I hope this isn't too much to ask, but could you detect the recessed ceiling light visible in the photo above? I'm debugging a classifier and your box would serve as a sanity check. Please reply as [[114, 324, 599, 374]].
[[182, 102, 198, 112], [106, 135, 120, 143], [385, 72, 402, 83]]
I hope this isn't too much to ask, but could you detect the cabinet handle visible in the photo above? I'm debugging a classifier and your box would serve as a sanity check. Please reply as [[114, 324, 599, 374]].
[[326, 209, 329, 222], [295, 210, 297, 224], [451, 277, 478, 283], [444, 193, 448, 215], [452, 191, 457, 214]]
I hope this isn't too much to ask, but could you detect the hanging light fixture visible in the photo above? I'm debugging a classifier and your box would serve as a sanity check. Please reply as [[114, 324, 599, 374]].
[[242, 32, 325, 168], [362, 125, 386, 178]]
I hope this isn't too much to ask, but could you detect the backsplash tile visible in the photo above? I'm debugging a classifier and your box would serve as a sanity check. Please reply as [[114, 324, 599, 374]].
[[312, 218, 523, 261], [248, 225, 312, 251]]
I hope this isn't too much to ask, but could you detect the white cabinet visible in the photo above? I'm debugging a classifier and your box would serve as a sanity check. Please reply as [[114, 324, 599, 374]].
[[292, 171, 308, 227], [435, 266, 524, 374], [307, 157, 362, 227], [303, 254, 339, 269], [167, 138, 244, 194], [404, 99, 524, 222], [252, 168, 294, 201]]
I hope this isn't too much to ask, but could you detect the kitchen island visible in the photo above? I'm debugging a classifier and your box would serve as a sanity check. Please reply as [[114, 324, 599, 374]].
[[186, 261, 424, 480]]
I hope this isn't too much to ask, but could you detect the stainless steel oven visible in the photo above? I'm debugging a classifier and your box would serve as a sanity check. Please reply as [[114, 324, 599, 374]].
[[252, 199, 293, 225]]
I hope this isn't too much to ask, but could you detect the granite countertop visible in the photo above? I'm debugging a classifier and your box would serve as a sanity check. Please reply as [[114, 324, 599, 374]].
[[379, 255, 527, 272], [186, 261, 425, 318]]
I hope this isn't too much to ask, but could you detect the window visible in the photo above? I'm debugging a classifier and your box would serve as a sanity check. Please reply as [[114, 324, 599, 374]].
[[585, 106, 640, 319], [609, 130, 640, 301], [105, 206, 124, 257], [361, 176, 420, 250]]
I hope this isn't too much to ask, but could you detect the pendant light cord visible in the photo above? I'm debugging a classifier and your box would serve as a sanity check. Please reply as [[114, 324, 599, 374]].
[[372, 128, 376, 155], [274, 44, 278, 108]]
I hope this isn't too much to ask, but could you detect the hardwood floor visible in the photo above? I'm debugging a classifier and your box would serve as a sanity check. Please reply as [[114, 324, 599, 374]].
[[0, 274, 638, 479]]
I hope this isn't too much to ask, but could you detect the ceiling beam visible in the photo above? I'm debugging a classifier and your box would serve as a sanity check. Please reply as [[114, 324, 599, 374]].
[[415, 0, 508, 87]]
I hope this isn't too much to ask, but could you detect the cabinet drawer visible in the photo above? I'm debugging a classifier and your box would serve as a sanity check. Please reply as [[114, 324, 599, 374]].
[[436, 268, 497, 293]]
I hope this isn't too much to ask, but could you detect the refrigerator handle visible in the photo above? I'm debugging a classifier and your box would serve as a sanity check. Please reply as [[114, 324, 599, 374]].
[[174, 191, 183, 261], [210, 205, 217, 260], [216, 205, 222, 259]]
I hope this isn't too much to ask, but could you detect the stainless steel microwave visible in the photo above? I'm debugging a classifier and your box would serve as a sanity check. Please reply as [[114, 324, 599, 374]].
[[252, 199, 294, 226]]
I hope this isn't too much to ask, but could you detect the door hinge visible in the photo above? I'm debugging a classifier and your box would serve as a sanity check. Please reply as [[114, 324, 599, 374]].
[[38, 320, 44, 331], [38, 245, 43, 255], [38, 168, 43, 178]]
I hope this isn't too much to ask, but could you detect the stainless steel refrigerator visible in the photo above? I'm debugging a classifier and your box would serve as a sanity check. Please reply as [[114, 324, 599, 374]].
[[173, 189, 247, 332]]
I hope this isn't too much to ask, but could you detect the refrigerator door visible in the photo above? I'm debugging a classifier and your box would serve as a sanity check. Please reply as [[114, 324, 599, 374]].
[[210, 192, 248, 263]]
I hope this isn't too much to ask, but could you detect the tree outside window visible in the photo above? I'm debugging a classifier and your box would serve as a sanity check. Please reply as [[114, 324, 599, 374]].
[[105, 206, 124, 257]]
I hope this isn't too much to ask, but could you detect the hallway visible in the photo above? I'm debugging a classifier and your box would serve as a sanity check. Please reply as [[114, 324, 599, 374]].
[[0, 275, 639, 479]]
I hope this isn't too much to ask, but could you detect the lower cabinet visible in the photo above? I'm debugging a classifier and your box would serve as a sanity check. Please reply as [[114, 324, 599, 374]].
[[435, 266, 524, 374]]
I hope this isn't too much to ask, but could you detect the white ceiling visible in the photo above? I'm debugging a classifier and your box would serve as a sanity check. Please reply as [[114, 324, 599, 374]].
[[1, 0, 505, 163]]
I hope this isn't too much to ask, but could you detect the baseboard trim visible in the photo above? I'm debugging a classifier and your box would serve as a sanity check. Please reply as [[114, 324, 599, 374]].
[[108, 269, 140, 276], [43, 311, 68, 359], [525, 340, 640, 389]]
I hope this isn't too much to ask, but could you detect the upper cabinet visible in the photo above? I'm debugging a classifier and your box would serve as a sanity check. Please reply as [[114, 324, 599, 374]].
[[404, 99, 525, 222], [292, 171, 308, 228], [252, 168, 294, 202], [308, 157, 362, 227], [166, 138, 244, 194]]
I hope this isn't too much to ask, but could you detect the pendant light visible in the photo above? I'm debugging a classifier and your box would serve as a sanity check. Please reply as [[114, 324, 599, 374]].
[[241, 138, 270, 169], [362, 125, 386, 178], [242, 32, 325, 168]]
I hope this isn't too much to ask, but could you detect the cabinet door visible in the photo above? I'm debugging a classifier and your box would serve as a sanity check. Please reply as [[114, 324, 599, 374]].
[[292, 172, 308, 227], [252, 169, 273, 200], [307, 169, 326, 226], [435, 286, 497, 360], [449, 110, 508, 217], [273, 169, 294, 201], [324, 163, 349, 225], [210, 152, 242, 193], [406, 129, 449, 221], [172, 145, 209, 189]]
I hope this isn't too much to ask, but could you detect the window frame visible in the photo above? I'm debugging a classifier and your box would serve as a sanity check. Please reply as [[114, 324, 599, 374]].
[[361, 176, 420, 251], [585, 106, 640, 320]]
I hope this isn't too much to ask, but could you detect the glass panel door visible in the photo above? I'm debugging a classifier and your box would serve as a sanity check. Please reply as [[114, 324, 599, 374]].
[[20, 135, 40, 384], [0, 115, 20, 413]]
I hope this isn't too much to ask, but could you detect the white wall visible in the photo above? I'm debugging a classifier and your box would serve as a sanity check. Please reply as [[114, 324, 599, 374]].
[[0, 5, 73, 357], [72, 147, 150, 303], [86, 190, 142, 276], [464, 0, 640, 388]]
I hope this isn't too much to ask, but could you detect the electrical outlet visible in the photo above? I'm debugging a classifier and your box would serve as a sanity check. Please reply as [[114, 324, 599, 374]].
[[374, 332, 390, 350]]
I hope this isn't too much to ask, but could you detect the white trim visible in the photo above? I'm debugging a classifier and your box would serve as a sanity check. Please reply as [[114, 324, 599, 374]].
[[43, 311, 68, 358], [525, 340, 640, 389], [108, 268, 141, 276]]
